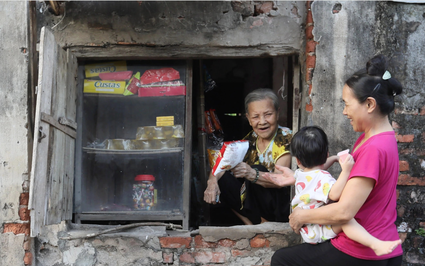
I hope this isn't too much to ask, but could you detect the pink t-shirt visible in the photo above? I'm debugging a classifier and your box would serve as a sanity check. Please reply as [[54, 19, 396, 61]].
[[331, 131, 403, 260]]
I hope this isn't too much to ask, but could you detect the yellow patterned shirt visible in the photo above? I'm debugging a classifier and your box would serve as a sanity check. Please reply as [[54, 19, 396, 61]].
[[243, 126, 292, 172]]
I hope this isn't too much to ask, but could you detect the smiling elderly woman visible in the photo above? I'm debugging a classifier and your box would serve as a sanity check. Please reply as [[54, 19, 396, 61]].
[[203, 88, 293, 225]]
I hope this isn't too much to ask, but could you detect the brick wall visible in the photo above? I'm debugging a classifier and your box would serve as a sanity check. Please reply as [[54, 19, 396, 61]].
[[393, 106, 425, 265], [34, 223, 301, 265]]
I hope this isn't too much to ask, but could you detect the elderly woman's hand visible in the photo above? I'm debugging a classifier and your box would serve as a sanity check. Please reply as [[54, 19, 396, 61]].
[[289, 207, 304, 234], [204, 178, 220, 204], [231, 162, 255, 180]]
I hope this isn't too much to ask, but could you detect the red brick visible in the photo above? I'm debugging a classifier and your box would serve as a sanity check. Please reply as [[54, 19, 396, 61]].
[[179, 252, 195, 263], [256, 1, 273, 14], [24, 252, 32, 265], [306, 40, 316, 53], [218, 238, 236, 248], [397, 205, 405, 217], [24, 240, 31, 251], [231, 249, 251, 257], [412, 236, 423, 248], [396, 189, 400, 200], [396, 134, 414, 143], [306, 102, 313, 112], [20, 193, 29, 205], [399, 161, 409, 171], [306, 55, 316, 69], [19, 207, 30, 221], [305, 25, 314, 40], [306, 10, 313, 24], [194, 252, 226, 264], [3, 223, 30, 235], [308, 84, 313, 95], [306, 68, 314, 83], [399, 148, 415, 155], [399, 232, 407, 243], [159, 237, 192, 248], [162, 252, 174, 264], [194, 235, 217, 248], [250, 234, 270, 248], [398, 174, 425, 186], [419, 222, 425, 228], [251, 19, 263, 28]]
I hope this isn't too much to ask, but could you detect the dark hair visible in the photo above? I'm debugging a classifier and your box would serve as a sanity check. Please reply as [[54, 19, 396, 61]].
[[244, 88, 279, 114], [290, 126, 328, 168], [345, 55, 403, 115]]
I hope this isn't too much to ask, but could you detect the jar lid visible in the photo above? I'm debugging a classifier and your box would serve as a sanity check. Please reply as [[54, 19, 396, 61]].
[[135, 174, 155, 181]]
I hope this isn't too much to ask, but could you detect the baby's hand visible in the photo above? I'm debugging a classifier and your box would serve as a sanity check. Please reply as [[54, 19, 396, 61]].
[[340, 154, 354, 172]]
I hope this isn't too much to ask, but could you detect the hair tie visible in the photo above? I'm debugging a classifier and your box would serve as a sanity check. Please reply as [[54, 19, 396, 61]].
[[382, 70, 391, 80]]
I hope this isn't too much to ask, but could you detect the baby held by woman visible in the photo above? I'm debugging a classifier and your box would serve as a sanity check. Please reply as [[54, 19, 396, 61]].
[[277, 126, 401, 256]]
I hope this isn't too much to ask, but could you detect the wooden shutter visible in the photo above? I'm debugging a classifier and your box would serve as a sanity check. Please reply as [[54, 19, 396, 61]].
[[29, 27, 77, 237]]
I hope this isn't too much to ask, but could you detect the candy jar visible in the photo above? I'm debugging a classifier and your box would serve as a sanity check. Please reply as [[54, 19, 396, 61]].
[[132, 175, 156, 210]]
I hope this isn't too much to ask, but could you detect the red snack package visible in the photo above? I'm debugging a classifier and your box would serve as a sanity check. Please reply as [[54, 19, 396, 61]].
[[210, 109, 223, 134], [126, 77, 141, 94], [204, 110, 215, 135], [99, 71, 133, 81], [140, 68, 180, 84], [212, 140, 249, 176], [138, 80, 186, 97]]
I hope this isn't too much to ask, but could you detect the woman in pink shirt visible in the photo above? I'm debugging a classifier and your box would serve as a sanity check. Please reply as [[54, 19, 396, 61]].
[[268, 55, 403, 265]]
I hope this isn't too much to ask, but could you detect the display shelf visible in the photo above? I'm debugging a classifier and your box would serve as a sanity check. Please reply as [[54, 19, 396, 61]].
[[82, 147, 183, 154]]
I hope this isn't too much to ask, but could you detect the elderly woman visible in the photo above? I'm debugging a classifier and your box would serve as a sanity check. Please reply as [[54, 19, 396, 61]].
[[203, 88, 293, 225], [267, 55, 403, 265]]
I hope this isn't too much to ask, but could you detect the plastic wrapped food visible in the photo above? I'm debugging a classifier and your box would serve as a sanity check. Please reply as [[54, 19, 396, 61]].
[[99, 71, 133, 81], [210, 109, 224, 134], [123, 72, 141, 96], [140, 67, 180, 84], [204, 110, 215, 135], [212, 140, 249, 176], [138, 80, 186, 97]]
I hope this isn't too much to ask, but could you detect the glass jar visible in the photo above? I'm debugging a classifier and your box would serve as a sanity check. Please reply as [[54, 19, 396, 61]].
[[132, 175, 156, 210]]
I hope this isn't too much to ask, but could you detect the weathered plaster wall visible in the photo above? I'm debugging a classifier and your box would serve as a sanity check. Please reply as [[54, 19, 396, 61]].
[[309, 1, 425, 265], [37, 1, 305, 56], [0, 1, 30, 265]]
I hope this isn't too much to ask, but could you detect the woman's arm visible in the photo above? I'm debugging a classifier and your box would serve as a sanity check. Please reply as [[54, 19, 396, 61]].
[[203, 171, 225, 204], [231, 153, 293, 188], [289, 176, 375, 232]]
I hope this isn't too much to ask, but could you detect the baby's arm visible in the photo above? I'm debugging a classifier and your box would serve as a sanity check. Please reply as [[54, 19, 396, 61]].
[[328, 154, 354, 202], [323, 155, 339, 170]]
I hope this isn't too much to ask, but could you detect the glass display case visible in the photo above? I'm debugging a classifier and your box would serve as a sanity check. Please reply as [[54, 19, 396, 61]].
[[73, 60, 192, 229]]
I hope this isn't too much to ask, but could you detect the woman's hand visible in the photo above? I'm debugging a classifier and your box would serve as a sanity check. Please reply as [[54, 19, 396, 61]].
[[204, 177, 221, 204], [231, 162, 255, 180], [289, 208, 304, 234], [263, 164, 296, 187]]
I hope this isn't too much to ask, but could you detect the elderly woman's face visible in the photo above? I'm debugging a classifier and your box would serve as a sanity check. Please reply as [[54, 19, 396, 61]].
[[246, 99, 279, 141]]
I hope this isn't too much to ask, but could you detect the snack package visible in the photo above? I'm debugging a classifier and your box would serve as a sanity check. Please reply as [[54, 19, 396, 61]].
[[204, 110, 215, 135], [140, 67, 180, 84], [210, 109, 224, 134], [337, 149, 350, 162], [99, 71, 133, 81], [207, 148, 221, 169], [212, 140, 249, 176], [122, 72, 141, 96], [85, 61, 127, 78], [84, 80, 126, 94], [138, 80, 186, 97]]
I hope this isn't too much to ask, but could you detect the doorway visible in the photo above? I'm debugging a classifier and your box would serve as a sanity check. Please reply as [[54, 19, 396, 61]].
[[191, 57, 294, 227]]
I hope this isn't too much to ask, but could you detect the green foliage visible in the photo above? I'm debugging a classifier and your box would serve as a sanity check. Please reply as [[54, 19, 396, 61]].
[[415, 228, 425, 237]]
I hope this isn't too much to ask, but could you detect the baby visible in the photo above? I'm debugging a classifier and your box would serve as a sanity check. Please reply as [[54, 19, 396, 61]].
[[267, 126, 401, 256]]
